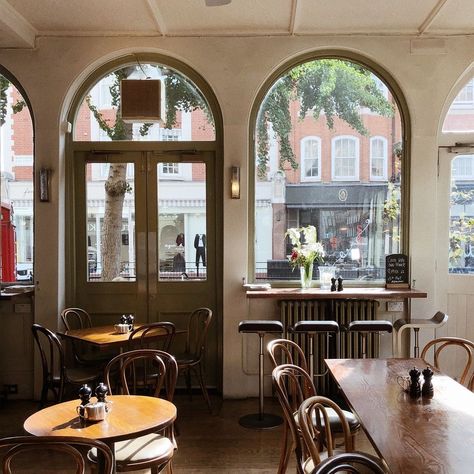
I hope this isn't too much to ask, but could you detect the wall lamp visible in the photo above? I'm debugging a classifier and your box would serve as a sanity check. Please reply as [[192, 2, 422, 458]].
[[231, 166, 240, 199]]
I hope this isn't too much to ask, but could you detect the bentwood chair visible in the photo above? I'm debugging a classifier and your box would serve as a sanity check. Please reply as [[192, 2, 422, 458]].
[[173, 307, 213, 411], [0, 435, 114, 474], [128, 321, 176, 352], [420, 336, 474, 386], [60, 307, 117, 366], [268, 342, 360, 474], [310, 452, 389, 474], [298, 396, 354, 473], [31, 324, 100, 407], [272, 364, 360, 474], [93, 349, 178, 473]]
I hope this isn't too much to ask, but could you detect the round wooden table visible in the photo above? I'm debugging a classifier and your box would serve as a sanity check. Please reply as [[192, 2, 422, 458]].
[[24, 395, 177, 472]]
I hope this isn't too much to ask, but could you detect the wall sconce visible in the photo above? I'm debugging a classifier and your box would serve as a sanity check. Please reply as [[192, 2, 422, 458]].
[[231, 166, 240, 199], [39, 168, 51, 202]]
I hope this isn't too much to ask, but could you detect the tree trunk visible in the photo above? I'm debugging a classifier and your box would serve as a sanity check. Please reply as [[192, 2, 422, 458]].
[[101, 163, 127, 280]]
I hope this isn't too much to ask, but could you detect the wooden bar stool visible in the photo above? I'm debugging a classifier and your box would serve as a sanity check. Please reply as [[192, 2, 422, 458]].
[[289, 320, 339, 380], [346, 320, 393, 359], [238, 320, 284, 429], [393, 311, 448, 357]]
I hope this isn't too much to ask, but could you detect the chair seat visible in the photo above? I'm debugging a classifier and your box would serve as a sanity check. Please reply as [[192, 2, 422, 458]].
[[347, 320, 393, 333], [89, 433, 174, 466], [294, 408, 360, 433], [303, 448, 346, 474], [291, 320, 340, 334], [65, 365, 99, 384], [238, 320, 283, 334], [174, 352, 198, 366]]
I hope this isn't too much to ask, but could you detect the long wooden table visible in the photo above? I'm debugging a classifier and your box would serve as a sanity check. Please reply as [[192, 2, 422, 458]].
[[24, 395, 176, 472], [325, 358, 474, 473], [57, 324, 185, 349]]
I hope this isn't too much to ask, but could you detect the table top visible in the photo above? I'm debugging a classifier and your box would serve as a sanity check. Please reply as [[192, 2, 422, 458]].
[[58, 324, 185, 347], [23, 395, 176, 443], [246, 287, 427, 300], [325, 358, 474, 474]]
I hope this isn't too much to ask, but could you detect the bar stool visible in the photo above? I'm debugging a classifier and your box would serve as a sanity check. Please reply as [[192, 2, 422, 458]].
[[238, 320, 284, 429], [393, 311, 448, 357], [289, 321, 339, 380], [346, 320, 393, 358]]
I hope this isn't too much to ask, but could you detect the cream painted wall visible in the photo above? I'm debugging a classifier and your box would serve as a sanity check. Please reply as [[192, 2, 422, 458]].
[[1, 34, 473, 397]]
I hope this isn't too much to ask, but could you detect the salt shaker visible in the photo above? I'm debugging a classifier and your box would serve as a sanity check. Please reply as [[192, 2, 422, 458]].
[[330, 278, 337, 292], [78, 384, 92, 418], [127, 314, 135, 330], [422, 366, 434, 398], [337, 277, 344, 292]]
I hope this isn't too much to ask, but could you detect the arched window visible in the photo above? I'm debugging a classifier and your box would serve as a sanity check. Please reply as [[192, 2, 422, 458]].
[[370, 136, 388, 181], [332, 136, 359, 181], [253, 56, 406, 284], [0, 69, 34, 283], [301, 137, 321, 181]]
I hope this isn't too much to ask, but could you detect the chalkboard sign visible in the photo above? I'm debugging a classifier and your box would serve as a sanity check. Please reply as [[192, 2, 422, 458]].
[[385, 254, 409, 288]]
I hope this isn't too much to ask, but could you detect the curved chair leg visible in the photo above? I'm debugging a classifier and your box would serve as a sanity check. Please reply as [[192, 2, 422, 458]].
[[194, 364, 212, 412], [277, 422, 291, 474]]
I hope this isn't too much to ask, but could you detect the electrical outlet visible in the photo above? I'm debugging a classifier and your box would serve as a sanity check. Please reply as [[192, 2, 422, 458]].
[[5, 384, 18, 394], [387, 301, 404, 312]]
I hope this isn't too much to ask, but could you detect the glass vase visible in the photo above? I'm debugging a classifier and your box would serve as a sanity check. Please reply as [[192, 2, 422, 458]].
[[300, 264, 313, 289]]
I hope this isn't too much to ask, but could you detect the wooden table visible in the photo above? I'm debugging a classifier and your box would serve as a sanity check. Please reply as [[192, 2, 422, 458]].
[[58, 324, 185, 349], [325, 358, 474, 473], [24, 395, 176, 472]]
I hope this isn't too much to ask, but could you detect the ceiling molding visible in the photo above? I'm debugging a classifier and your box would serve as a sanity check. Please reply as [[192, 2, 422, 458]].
[[0, 0, 37, 48], [145, 0, 167, 36], [289, 0, 299, 35], [418, 0, 450, 35]]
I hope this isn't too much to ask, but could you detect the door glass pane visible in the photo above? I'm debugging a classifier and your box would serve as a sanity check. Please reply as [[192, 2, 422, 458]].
[[158, 162, 206, 281], [449, 155, 474, 273], [86, 162, 135, 282]]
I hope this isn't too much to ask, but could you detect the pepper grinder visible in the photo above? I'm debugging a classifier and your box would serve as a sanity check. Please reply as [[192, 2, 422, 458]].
[[127, 314, 135, 331], [330, 278, 337, 292], [337, 277, 344, 292], [78, 384, 92, 419], [95, 382, 108, 403], [409, 367, 422, 398], [422, 366, 434, 398], [120, 314, 128, 324]]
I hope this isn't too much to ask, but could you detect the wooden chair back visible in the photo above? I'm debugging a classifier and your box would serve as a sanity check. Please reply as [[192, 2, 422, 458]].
[[185, 307, 212, 361], [31, 324, 65, 398], [298, 395, 353, 469], [128, 321, 176, 352], [272, 363, 316, 472], [60, 308, 92, 331], [420, 336, 474, 385], [267, 338, 309, 373], [310, 452, 388, 474], [0, 435, 113, 474], [105, 349, 178, 401]]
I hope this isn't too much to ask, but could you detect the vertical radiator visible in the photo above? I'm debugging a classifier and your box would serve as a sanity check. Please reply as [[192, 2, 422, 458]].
[[280, 299, 379, 394]]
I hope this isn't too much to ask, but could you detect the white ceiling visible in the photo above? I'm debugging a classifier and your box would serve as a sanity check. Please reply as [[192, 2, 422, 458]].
[[0, 0, 473, 49]]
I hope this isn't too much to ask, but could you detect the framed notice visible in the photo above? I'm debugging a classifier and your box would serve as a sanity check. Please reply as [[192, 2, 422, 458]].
[[385, 254, 409, 288]]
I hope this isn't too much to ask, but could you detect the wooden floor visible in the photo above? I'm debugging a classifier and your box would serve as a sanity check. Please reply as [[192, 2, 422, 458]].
[[0, 394, 376, 473]]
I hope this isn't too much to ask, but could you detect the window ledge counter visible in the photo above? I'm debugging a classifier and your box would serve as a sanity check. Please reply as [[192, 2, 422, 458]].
[[246, 287, 427, 300]]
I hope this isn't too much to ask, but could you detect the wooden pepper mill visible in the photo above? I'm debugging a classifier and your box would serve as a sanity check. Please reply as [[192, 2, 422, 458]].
[[409, 367, 422, 398], [422, 366, 434, 398]]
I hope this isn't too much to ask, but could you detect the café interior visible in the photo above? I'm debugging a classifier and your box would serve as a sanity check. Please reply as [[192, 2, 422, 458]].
[[0, 0, 474, 472]]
